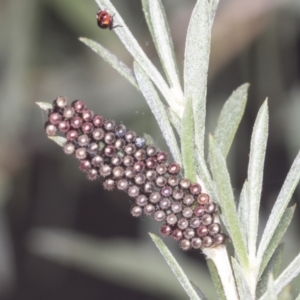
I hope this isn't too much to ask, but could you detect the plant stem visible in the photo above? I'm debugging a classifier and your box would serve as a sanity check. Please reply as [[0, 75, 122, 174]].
[[203, 245, 239, 300]]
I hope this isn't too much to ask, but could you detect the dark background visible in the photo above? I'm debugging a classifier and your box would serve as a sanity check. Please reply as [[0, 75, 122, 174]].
[[0, 0, 300, 299]]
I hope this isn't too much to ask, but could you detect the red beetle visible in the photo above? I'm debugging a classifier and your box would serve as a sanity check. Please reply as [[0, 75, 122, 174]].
[[96, 10, 121, 30]]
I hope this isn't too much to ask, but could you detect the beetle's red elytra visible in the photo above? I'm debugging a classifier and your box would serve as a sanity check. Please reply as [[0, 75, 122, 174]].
[[96, 10, 121, 30]]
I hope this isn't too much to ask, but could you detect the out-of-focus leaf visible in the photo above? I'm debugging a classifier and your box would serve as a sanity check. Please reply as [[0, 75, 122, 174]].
[[79, 38, 138, 89], [28, 228, 205, 299]]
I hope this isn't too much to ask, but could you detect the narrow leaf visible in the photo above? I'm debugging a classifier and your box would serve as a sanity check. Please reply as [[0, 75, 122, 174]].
[[29, 229, 199, 299], [214, 83, 249, 158], [259, 206, 295, 278], [149, 233, 202, 300], [257, 149, 300, 265], [209, 136, 248, 268], [207, 259, 226, 300], [238, 180, 249, 247], [184, 0, 211, 156], [257, 244, 284, 299], [142, 0, 182, 94], [79, 38, 138, 89], [266, 274, 277, 300], [134, 62, 181, 165], [231, 258, 252, 300], [181, 97, 196, 182], [260, 252, 300, 300], [95, 0, 174, 108], [247, 100, 269, 260]]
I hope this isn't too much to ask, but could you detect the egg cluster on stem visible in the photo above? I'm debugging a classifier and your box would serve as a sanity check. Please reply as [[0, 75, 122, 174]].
[[45, 96, 226, 251]]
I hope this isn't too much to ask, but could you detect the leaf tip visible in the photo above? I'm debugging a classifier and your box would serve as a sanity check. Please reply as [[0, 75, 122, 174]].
[[36, 102, 52, 111], [48, 136, 66, 147]]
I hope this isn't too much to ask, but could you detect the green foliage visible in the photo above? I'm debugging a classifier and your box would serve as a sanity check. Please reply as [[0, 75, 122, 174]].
[[40, 0, 300, 299]]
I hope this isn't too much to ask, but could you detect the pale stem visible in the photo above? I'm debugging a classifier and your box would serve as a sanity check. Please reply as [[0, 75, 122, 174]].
[[203, 245, 239, 300]]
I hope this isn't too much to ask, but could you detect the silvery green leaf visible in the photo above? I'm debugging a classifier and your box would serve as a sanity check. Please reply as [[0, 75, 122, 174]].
[[149, 233, 202, 300], [134, 62, 181, 165], [257, 150, 300, 266], [167, 108, 181, 135], [181, 97, 196, 182], [142, 0, 182, 94], [238, 180, 249, 247], [36, 102, 52, 111], [265, 274, 277, 300], [79, 38, 138, 90], [247, 100, 269, 259], [184, 0, 211, 156], [257, 244, 284, 299], [207, 259, 226, 300], [259, 206, 295, 278], [231, 258, 252, 300], [214, 83, 249, 158], [95, 0, 173, 108], [209, 136, 248, 268], [49, 136, 66, 147], [260, 252, 300, 300], [295, 292, 300, 300]]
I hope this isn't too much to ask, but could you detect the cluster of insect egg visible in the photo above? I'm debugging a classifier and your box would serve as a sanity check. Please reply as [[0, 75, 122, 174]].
[[45, 97, 226, 250]]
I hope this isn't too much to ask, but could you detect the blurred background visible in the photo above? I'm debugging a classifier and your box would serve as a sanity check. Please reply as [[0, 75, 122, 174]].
[[0, 0, 300, 299]]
